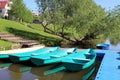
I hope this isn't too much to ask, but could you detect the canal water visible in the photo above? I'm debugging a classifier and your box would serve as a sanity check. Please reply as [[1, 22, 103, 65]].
[[0, 59, 100, 80], [0, 40, 118, 80], [105, 40, 120, 51]]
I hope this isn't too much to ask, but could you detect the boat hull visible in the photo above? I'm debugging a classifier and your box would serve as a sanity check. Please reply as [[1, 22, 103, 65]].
[[62, 49, 96, 71], [0, 46, 44, 59], [62, 59, 95, 71], [0, 54, 9, 58], [31, 57, 66, 66], [62, 63, 83, 71], [96, 43, 109, 50], [31, 48, 77, 66], [9, 47, 59, 63], [9, 56, 30, 63]]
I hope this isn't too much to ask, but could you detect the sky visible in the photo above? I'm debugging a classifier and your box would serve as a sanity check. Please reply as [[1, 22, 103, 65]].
[[94, 0, 120, 11], [23, 0, 120, 12], [23, 0, 38, 12]]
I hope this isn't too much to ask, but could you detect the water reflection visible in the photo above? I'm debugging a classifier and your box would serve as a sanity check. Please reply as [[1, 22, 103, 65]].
[[0, 68, 11, 80], [31, 64, 64, 80], [8, 64, 37, 80], [61, 66, 95, 80], [0, 60, 99, 80], [9, 70, 22, 80], [0, 61, 12, 80], [8, 64, 32, 73], [30, 64, 61, 76], [0, 59, 12, 68], [8, 64, 32, 80], [105, 40, 120, 51], [0, 63, 12, 68]]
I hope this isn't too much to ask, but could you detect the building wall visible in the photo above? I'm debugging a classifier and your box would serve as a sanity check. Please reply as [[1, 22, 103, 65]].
[[0, 9, 4, 17], [0, 0, 12, 18]]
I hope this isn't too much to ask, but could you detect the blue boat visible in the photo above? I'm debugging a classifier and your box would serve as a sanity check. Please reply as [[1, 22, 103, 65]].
[[31, 48, 77, 66], [9, 47, 59, 63], [62, 49, 96, 71], [96, 43, 109, 50]]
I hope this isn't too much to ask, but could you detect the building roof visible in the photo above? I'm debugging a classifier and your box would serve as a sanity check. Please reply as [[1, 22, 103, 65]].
[[0, 0, 7, 9], [0, 0, 8, 1]]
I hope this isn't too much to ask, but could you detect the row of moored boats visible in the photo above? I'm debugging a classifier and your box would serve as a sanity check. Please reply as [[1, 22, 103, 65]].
[[0, 46, 96, 71]]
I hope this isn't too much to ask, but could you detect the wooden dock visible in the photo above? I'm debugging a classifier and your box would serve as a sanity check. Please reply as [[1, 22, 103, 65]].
[[94, 50, 120, 80]]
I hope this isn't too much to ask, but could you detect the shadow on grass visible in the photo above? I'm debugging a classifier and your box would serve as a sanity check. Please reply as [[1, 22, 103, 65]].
[[6, 28, 62, 46]]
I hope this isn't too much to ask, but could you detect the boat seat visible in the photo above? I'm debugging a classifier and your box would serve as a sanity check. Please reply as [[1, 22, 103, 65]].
[[50, 55, 61, 58], [73, 58, 90, 63], [84, 52, 92, 55], [67, 52, 73, 54], [84, 53, 93, 58], [31, 53, 39, 56]]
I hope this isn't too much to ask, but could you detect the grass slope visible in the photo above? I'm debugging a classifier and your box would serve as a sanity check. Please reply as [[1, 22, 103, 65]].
[[0, 40, 15, 51], [0, 19, 62, 48]]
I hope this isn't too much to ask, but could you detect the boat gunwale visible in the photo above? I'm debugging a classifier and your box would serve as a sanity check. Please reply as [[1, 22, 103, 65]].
[[0, 45, 45, 54]]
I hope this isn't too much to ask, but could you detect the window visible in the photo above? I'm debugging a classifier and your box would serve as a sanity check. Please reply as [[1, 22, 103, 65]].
[[0, 9, 2, 13]]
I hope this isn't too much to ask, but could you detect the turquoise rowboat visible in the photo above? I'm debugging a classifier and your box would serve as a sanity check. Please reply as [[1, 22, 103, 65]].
[[0, 46, 44, 59], [31, 48, 77, 66], [9, 47, 59, 63], [62, 49, 96, 71]]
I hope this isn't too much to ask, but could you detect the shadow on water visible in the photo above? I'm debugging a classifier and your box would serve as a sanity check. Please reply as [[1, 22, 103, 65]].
[[6, 28, 62, 46]]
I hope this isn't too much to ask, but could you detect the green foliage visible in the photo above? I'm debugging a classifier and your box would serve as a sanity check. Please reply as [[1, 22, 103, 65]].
[[63, 0, 106, 39], [35, 0, 106, 41], [104, 5, 120, 44], [8, 0, 33, 23], [22, 9, 33, 23]]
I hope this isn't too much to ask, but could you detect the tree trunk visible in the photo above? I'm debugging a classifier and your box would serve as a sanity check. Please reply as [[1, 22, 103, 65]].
[[43, 26, 46, 32], [61, 25, 64, 37], [40, 24, 89, 43]]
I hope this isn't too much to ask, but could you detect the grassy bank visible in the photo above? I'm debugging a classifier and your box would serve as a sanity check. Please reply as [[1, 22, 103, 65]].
[[0, 19, 62, 48], [0, 40, 15, 51]]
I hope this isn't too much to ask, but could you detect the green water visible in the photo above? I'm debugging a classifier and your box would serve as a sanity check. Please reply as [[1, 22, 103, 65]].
[[0, 60, 100, 80]]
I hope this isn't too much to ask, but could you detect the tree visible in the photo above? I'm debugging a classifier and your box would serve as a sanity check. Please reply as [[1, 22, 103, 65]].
[[104, 5, 120, 45], [8, 0, 33, 23], [35, 0, 106, 43], [35, 0, 68, 34]]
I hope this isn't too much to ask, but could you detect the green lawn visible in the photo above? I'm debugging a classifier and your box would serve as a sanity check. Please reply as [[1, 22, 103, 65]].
[[0, 19, 62, 48], [0, 40, 15, 51], [29, 23, 44, 31]]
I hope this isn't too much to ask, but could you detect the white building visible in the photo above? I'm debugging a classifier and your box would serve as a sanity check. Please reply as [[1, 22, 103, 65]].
[[0, 0, 12, 18]]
